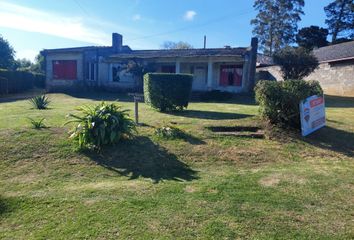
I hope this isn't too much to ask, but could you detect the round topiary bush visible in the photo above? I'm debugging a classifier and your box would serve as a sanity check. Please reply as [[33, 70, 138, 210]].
[[144, 73, 193, 112]]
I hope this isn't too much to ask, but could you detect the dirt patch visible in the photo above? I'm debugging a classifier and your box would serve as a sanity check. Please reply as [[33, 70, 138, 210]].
[[259, 173, 307, 187], [259, 174, 281, 187], [207, 126, 264, 139], [184, 185, 197, 193]]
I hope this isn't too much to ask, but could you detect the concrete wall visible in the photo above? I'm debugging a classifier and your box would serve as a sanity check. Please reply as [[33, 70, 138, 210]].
[[257, 60, 354, 97], [256, 66, 284, 82], [304, 60, 354, 97], [45, 52, 84, 92]]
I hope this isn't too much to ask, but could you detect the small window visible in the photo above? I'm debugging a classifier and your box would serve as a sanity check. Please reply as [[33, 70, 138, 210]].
[[53, 60, 77, 80]]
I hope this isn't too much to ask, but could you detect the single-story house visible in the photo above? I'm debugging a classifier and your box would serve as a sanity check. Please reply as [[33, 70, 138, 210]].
[[41, 33, 258, 93], [256, 41, 354, 97]]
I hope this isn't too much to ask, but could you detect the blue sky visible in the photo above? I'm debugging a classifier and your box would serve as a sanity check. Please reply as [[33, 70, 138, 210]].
[[0, 0, 332, 61]]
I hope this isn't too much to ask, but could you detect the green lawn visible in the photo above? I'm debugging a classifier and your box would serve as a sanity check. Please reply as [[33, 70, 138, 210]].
[[0, 92, 353, 239]]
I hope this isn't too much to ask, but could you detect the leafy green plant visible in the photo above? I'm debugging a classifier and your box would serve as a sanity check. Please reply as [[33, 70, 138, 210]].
[[29, 95, 50, 109], [65, 102, 136, 150], [155, 125, 184, 139], [255, 79, 323, 128], [144, 73, 193, 112], [27, 117, 46, 129]]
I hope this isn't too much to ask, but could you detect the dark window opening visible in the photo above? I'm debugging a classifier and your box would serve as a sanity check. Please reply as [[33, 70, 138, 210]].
[[53, 60, 77, 80], [112, 66, 120, 82]]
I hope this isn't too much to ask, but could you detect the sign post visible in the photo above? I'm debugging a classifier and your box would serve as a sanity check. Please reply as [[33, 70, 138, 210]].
[[299, 95, 326, 136], [128, 93, 144, 125]]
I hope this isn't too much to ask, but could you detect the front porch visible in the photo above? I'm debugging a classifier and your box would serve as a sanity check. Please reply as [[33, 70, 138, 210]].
[[151, 57, 249, 93]]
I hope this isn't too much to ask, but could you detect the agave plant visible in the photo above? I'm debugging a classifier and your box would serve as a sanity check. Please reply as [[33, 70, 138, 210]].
[[29, 95, 50, 109], [65, 102, 136, 150], [28, 117, 46, 129]]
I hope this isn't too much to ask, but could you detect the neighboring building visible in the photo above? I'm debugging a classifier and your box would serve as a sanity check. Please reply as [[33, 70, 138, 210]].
[[41, 33, 258, 93], [256, 41, 354, 97]]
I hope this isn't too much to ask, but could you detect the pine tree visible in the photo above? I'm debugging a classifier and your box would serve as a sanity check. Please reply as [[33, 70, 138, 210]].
[[296, 26, 329, 50], [251, 0, 305, 55], [324, 0, 354, 42]]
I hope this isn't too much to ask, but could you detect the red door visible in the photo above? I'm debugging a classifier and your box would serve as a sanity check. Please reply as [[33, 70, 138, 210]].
[[220, 65, 242, 86]]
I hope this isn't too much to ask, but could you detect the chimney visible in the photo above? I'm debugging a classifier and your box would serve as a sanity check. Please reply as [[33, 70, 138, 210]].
[[112, 33, 123, 53], [204, 35, 207, 49], [247, 37, 259, 92]]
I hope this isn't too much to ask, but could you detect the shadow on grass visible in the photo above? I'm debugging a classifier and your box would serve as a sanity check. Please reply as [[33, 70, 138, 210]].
[[66, 91, 134, 102], [0, 196, 13, 216], [170, 110, 254, 120], [325, 95, 354, 108], [84, 136, 198, 183], [305, 126, 354, 157]]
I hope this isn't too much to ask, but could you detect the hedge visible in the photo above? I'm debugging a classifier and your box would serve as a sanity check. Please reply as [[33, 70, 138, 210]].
[[0, 69, 45, 94], [255, 79, 323, 128], [144, 73, 193, 112]]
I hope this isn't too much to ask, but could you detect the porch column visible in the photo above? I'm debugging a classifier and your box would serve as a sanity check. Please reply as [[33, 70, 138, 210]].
[[175, 60, 181, 73], [207, 59, 213, 89]]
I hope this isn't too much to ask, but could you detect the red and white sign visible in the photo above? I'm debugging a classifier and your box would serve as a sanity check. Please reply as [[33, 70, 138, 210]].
[[299, 95, 326, 136]]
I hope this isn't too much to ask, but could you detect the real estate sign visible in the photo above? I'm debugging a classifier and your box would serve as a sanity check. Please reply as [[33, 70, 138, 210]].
[[299, 95, 326, 136]]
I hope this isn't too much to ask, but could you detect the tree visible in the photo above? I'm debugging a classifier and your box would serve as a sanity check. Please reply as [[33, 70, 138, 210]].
[[0, 35, 15, 69], [324, 0, 354, 42], [161, 41, 193, 49], [251, 0, 305, 55], [30, 53, 45, 73], [15, 58, 32, 71], [296, 26, 329, 50], [273, 47, 319, 80]]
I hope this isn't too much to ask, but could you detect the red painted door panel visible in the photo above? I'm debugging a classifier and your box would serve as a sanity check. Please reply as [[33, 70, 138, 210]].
[[220, 65, 242, 86], [53, 60, 77, 80]]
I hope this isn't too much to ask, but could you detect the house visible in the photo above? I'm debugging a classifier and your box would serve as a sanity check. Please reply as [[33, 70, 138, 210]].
[[256, 41, 354, 97], [41, 33, 258, 93]]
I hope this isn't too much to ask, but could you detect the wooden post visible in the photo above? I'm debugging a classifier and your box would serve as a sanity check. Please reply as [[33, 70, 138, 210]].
[[129, 93, 144, 125]]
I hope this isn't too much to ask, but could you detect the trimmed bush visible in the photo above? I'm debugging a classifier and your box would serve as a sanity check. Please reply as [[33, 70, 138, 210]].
[[0, 69, 45, 94], [255, 80, 323, 128], [144, 73, 193, 112], [273, 47, 319, 80], [65, 102, 136, 150]]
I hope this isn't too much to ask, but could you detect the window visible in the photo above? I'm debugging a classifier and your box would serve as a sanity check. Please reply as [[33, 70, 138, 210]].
[[161, 65, 176, 73], [85, 63, 96, 81], [219, 65, 243, 86], [53, 60, 77, 80]]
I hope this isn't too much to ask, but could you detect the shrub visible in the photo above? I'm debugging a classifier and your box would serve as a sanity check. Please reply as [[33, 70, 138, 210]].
[[199, 90, 233, 102], [27, 117, 46, 129], [273, 47, 319, 80], [144, 73, 193, 112], [255, 80, 323, 128], [155, 125, 184, 139], [66, 102, 136, 150], [29, 95, 50, 109]]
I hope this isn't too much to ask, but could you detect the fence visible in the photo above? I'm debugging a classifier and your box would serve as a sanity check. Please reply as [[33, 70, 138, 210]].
[[0, 69, 45, 95]]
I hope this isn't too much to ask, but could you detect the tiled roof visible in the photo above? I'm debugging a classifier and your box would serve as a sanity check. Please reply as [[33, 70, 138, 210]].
[[313, 41, 354, 62], [109, 48, 248, 59], [42, 45, 132, 53]]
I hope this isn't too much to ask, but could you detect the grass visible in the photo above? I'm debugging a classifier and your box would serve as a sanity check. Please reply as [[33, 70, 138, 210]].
[[0, 92, 353, 239]]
